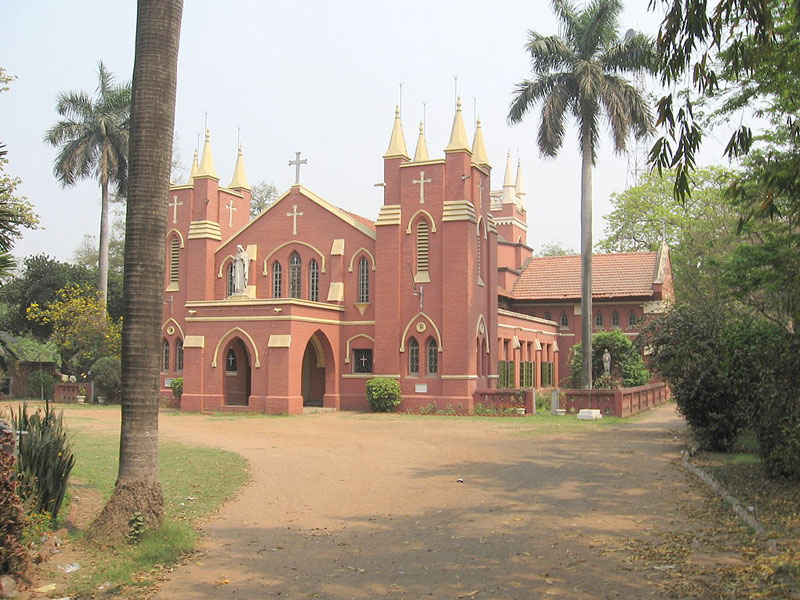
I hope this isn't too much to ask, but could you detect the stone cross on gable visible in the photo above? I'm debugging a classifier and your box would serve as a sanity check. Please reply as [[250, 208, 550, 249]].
[[413, 170, 432, 203], [289, 151, 307, 185], [287, 204, 304, 236], [169, 195, 183, 224], [226, 198, 236, 227]]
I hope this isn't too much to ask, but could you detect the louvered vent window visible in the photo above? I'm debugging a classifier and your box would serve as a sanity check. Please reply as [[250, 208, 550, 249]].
[[170, 238, 180, 283], [416, 220, 429, 273]]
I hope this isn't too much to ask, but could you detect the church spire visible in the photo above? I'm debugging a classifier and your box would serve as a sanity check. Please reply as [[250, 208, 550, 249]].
[[471, 118, 490, 168], [444, 97, 471, 153], [413, 121, 430, 162], [197, 129, 219, 180], [229, 146, 250, 190], [383, 105, 409, 159], [188, 149, 199, 183], [501, 151, 515, 204], [515, 159, 526, 205]]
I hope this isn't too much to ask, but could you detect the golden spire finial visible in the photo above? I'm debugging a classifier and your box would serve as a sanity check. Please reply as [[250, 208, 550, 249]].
[[383, 104, 410, 159], [471, 118, 490, 168], [413, 121, 430, 162], [197, 128, 219, 179], [229, 146, 250, 190], [445, 96, 470, 153], [188, 149, 199, 182], [501, 150, 516, 204]]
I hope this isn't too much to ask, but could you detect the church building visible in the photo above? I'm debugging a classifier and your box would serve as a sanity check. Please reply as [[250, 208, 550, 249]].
[[160, 101, 673, 414]]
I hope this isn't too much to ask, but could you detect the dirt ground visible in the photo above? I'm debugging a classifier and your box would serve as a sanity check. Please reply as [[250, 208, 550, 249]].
[[41, 402, 740, 599]]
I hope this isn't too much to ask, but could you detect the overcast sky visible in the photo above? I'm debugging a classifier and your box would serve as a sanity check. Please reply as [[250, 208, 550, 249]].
[[1, 1, 734, 264]]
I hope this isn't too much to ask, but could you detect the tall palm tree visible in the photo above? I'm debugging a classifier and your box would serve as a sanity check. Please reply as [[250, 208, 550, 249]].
[[508, 0, 653, 389], [44, 63, 130, 314], [90, 0, 183, 541]]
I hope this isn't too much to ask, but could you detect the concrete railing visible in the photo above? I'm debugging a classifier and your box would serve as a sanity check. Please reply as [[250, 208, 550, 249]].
[[560, 382, 670, 417]]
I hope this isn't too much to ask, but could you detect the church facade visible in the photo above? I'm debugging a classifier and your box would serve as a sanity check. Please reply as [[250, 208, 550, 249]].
[[160, 102, 672, 414]]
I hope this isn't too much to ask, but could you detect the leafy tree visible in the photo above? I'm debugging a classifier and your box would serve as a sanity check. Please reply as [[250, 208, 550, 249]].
[[568, 329, 649, 389], [509, 0, 655, 389], [73, 209, 125, 320], [249, 179, 279, 218], [91, 0, 183, 542], [599, 167, 742, 304], [44, 62, 130, 314], [26, 283, 121, 378], [0, 254, 96, 339], [536, 241, 575, 257]]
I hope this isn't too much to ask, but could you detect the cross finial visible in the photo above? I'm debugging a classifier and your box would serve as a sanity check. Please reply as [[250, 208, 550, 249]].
[[289, 151, 308, 185]]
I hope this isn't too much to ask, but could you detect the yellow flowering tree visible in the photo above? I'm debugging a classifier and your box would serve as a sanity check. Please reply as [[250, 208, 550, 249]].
[[27, 283, 121, 378]]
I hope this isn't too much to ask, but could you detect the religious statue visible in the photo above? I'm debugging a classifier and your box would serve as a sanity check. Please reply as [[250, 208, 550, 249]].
[[602, 349, 611, 376], [232, 245, 249, 294]]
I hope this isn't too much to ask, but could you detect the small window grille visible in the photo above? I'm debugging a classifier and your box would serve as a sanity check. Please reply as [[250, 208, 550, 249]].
[[289, 253, 301, 298], [427, 338, 438, 374], [408, 338, 419, 375], [309, 259, 319, 302], [272, 261, 282, 298]]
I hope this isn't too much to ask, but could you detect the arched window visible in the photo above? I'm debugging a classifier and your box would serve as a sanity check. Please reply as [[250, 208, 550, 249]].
[[427, 338, 438, 374], [357, 256, 369, 303], [560, 313, 569, 328], [595, 312, 605, 328], [169, 237, 180, 286], [176, 339, 184, 371], [309, 259, 319, 302], [225, 348, 237, 373], [272, 261, 282, 298], [408, 338, 419, 375], [289, 252, 301, 298], [416, 220, 429, 273], [226, 263, 235, 296], [162, 340, 170, 372], [544, 312, 552, 321], [628, 310, 638, 328], [611, 311, 620, 327]]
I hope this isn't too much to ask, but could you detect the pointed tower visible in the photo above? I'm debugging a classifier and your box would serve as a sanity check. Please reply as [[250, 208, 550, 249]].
[[196, 129, 219, 180], [492, 152, 532, 278], [471, 119, 490, 169], [188, 149, 199, 183], [444, 98, 472, 204], [501, 151, 516, 205], [228, 146, 252, 223], [413, 121, 430, 162], [515, 159, 526, 209]]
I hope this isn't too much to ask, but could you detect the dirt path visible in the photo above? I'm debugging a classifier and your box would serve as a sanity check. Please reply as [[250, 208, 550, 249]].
[[58, 404, 706, 599]]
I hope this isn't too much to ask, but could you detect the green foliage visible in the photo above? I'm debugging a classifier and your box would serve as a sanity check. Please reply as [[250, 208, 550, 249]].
[[170, 376, 183, 400], [0, 144, 39, 264], [127, 511, 145, 544], [569, 330, 650, 389], [91, 356, 121, 402], [9, 404, 75, 519], [0, 254, 98, 339], [249, 180, 279, 218], [27, 283, 121, 377], [366, 377, 402, 413], [0, 426, 29, 577], [25, 371, 56, 401]]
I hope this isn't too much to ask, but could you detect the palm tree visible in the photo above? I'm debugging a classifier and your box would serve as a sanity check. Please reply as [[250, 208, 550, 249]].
[[90, 0, 183, 541], [508, 0, 653, 389], [44, 63, 130, 314]]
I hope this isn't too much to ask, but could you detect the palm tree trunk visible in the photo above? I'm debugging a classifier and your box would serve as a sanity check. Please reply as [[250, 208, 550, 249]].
[[580, 129, 593, 390], [98, 177, 110, 316], [90, 0, 183, 542]]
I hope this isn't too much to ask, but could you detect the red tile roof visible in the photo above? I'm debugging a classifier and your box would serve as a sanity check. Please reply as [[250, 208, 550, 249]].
[[344, 210, 376, 231], [512, 252, 658, 300]]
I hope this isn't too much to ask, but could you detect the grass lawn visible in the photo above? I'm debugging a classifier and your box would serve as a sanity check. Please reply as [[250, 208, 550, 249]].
[[36, 413, 248, 599]]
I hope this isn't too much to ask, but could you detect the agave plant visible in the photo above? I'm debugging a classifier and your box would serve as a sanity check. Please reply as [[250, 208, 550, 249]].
[[9, 403, 75, 520]]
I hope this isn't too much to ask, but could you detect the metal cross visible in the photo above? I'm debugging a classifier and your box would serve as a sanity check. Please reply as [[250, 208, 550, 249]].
[[359, 353, 369, 369], [286, 204, 304, 235], [226, 198, 236, 227], [169, 195, 183, 224], [289, 151, 307, 185], [412, 171, 432, 203], [227, 352, 236, 369]]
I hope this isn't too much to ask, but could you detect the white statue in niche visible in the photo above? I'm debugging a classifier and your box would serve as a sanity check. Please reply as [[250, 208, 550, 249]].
[[232, 245, 249, 294], [602, 349, 612, 376]]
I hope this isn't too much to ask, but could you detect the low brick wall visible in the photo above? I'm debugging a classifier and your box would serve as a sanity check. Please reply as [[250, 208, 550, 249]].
[[53, 382, 93, 403], [561, 382, 670, 417], [473, 389, 535, 415]]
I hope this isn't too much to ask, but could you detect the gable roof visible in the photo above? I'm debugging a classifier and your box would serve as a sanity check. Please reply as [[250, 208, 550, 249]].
[[511, 252, 660, 300]]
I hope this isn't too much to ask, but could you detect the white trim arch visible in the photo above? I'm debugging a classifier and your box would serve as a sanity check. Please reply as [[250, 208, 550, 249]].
[[399, 312, 443, 353], [263, 241, 326, 274], [405, 209, 437, 234], [344, 333, 375, 363], [167, 228, 185, 248], [476, 314, 490, 353], [211, 327, 261, 368], [347, 247, 376, 272], [161, 318, 185, 340]]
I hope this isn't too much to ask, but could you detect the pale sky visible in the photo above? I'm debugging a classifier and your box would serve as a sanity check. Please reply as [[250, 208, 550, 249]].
[[1, 1, 733, 264]]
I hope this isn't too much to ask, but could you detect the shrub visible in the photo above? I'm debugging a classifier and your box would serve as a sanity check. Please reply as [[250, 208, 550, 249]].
[[569, 329, 650, 388], [366, 377, 401, 412], [91, 356, 121, 402], [0, 425, 30, 577], [25, 370, 56, 401], [9, 404, 75, 519], [171, 376, 183, 400], [638, 306, 748, 452]]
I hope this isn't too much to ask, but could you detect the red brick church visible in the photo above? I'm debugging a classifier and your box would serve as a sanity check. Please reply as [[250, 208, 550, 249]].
[[160, 101, 673, 414]]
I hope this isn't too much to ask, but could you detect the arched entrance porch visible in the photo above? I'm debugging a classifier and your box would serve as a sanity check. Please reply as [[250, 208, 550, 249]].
[[301, 334, 326, 407], [222, 337, 251, 405]]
